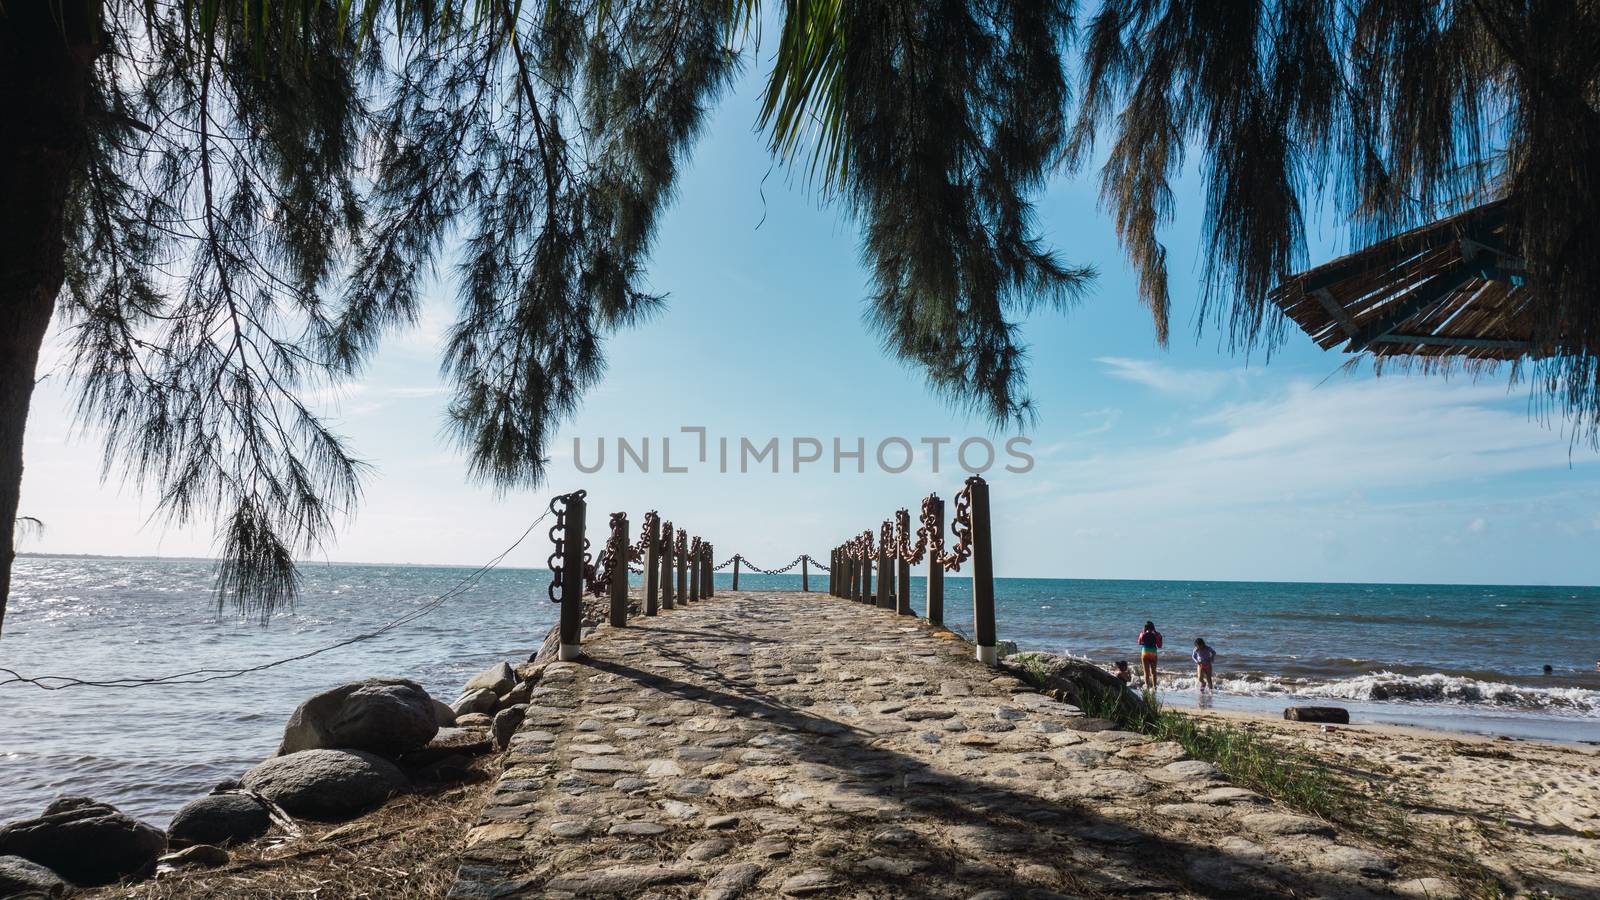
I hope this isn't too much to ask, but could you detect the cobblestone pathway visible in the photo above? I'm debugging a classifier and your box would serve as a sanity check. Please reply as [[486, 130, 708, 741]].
[[450, 592, 1408, 899]]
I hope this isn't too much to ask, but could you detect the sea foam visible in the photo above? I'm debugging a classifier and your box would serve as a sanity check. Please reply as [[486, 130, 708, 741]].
[[1165, 670, 1600, 716]]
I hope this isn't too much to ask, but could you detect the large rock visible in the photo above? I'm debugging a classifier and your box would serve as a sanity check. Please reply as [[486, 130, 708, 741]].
[[463, 662, 516, 697], [242, 750, 407, 821], [166, 793, 272, 848], [277, 678, 439, 757], [0, 855, 72, 897], [451, 688, 498, 717], [431, 698, 458, 727], [1284, 706, 1350, 724], [492, 705, 528, 751], [397, 728, 494, 768], [1007, 652, 1148, 722], [530, 626, 561, 664], [0, 797, 166, 887]]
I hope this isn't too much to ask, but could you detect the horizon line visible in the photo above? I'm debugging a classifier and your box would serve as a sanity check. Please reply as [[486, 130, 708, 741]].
[[15, 551, 1599, 591]]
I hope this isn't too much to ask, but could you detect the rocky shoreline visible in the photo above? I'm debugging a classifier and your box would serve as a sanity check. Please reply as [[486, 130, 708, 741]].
[[0, 621, 581, 898]]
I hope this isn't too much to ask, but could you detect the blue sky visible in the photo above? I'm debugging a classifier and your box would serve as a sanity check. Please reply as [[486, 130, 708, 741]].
[[19, 57, 1600, 586]]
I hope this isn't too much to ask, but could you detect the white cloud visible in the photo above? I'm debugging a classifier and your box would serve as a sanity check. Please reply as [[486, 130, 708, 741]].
[[1095, 357, 1241, 399], [1078, 407, 1121, 436], [384, 386, 451, 399], [1032, 376, 1588, 518]]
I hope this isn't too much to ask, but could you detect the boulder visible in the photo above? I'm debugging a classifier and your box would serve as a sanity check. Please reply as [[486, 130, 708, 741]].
[[0, 797, 166, 887], [463, 662, 516, 697], [431, 698, 458, 727], [1006, 652, 1148, 722], [530, 626, 561, 664], [277, 678, 439, 757], [1284, 706, 1350, 724], [451, 688, 499, 717], [397, 727, 494, 768], [241, 750, 407, 821], [0, 855, 72, 898], [492, 704, 528, 751], [455, 713, 493, 728], [997, 640, 1020, 660], [167, 793, 272, 848], [501, 680, 533, 707]]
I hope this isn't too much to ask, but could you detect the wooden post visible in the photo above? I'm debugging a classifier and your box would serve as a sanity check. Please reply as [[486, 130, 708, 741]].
[[896, 551, 911, 616], [676, 535, 688, 605], [558, 493, 586, 660], [689, 537, 701, 602], [707, 538, 720, 595], [643, 515, 661, 616], [925, 496, 944, 626], [660, 524, 675, 610], [861, 550, 872, 602], [608, 513, 629, 628], [969, 477, 998, 665], [877, 527, 892, 610], [732, 554, 741, 591], [831, 550, 839, 596], [801, 555, 809, 592]]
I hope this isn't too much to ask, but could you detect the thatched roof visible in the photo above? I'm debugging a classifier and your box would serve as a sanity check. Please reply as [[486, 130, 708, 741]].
[[1269, 199, 1541, 362]]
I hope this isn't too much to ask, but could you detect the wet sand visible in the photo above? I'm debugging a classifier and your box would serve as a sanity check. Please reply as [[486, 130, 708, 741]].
[[1182, 706, 1600, 898]]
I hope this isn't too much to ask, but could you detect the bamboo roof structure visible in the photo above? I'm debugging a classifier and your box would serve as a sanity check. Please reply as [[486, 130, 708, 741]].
[[1269, 199, 1541, 362]]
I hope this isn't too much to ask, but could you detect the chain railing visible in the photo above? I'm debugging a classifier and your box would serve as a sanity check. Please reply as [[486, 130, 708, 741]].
[[542, 482, 994, 663], [543, 496, 724, 659], [827, 474, 997, 665]]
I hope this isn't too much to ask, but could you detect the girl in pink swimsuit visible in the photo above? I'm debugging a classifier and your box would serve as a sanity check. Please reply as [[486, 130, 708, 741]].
[[1192, 638, 1217, 692]]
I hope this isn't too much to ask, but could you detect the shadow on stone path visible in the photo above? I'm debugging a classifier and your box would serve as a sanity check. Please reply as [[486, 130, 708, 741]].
[[449, 592, 1411, 899]]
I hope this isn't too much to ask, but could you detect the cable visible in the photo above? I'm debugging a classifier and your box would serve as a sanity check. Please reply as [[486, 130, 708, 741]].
[[0, 508, 552, 691]]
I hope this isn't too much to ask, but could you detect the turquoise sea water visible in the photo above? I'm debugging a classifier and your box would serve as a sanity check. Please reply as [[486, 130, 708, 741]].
[[2, 556, 1596, 826]]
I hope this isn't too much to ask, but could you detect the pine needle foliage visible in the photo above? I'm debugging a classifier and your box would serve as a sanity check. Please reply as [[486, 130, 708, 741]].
[[30, 0, 1600, 625], [63, 0, 376, 620], [57, 0, 740, 620], [760, 0, 1096, 424], [1065, 0, 1600, 440]]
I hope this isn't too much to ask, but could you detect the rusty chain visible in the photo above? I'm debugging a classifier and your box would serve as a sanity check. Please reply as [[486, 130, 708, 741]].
[[586, 511, 627, 597], [831, 475, 979, 576], [546, 491, 589, 603], [938, 477, 977, 571], [736, 554, 808, 575], [895, 507, 922, 563], [631, 511, 657, 562]]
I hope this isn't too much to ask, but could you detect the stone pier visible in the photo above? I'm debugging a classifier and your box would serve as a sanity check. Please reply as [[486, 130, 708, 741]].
[[449, 592, 1402, 899]]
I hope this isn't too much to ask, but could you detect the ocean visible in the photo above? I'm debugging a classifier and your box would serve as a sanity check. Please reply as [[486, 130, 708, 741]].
[[2, 556, 1597, 826]]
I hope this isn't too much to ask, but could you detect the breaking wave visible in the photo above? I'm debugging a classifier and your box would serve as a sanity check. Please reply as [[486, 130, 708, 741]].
[[1164, 670, 1600, 716]]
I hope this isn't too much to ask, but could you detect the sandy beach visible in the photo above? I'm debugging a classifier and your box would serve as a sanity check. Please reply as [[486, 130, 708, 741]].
[[1181, 706, 1600, 897]]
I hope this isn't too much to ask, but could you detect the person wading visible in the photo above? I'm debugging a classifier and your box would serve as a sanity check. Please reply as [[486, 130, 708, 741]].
[[1137, 621, 1163, 689]]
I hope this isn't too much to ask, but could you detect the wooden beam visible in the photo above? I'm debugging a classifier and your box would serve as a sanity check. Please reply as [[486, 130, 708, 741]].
[[1312, 287, 1359, 338], [1292, 203, 1509, 298], [1345, 262, 1476, 353], [1370, 334, 1530, 351]]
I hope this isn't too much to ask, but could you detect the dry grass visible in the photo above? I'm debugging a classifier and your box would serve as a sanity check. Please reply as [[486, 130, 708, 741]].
[[86, 760, 499, 900]]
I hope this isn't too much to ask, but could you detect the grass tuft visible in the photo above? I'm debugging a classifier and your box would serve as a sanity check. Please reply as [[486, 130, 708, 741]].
[[1013, 662, 1509, 898]]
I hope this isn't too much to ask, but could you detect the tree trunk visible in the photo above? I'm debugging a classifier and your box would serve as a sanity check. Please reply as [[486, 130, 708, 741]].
[[0, 1, 102, 638]]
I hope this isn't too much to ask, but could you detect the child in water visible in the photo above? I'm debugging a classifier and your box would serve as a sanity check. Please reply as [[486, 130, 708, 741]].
[[1113, 660, 1132, 686], [1136, 621, 1162, 688], [1192, 638, 1217, 693]]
